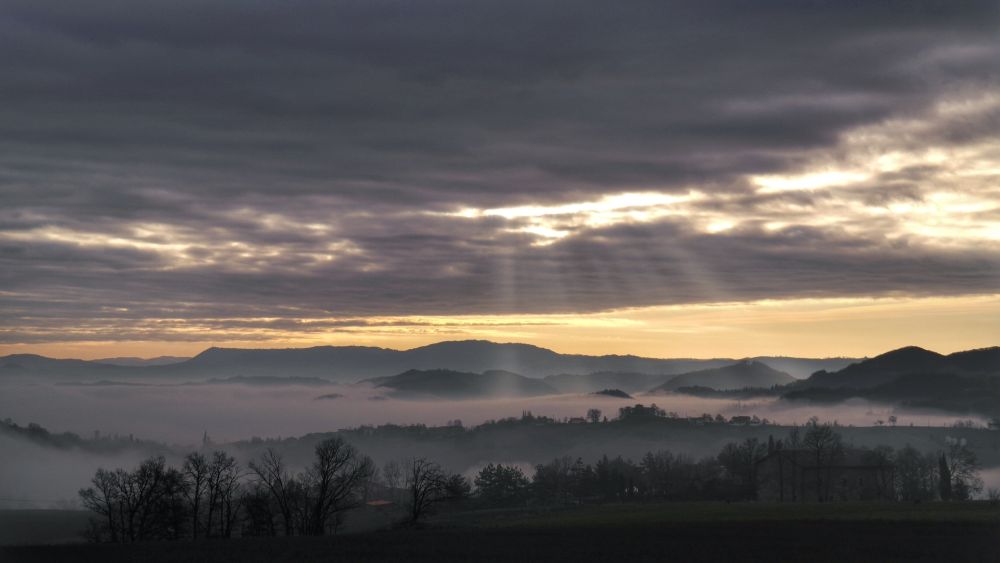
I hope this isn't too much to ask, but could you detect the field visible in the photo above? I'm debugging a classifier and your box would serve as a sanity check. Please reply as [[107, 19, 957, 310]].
[[4, 502, 1000, 562]]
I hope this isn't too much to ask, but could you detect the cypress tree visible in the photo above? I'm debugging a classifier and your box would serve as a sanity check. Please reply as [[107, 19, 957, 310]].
[[938, 453, 952, 501]]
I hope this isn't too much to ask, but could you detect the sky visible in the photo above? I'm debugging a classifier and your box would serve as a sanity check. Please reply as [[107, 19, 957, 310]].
[[1, 0, 999, 359]]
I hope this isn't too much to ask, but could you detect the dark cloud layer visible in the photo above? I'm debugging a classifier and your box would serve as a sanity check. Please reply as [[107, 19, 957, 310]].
[[1, 0, 999, 343]]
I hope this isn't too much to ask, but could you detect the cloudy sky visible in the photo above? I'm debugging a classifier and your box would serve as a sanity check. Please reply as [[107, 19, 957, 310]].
[[2, 0, 999, 359]]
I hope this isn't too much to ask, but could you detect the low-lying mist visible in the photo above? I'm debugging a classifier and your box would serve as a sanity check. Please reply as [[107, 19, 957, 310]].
[[0, 382, 983, 445], [1, 381, 996, 509]]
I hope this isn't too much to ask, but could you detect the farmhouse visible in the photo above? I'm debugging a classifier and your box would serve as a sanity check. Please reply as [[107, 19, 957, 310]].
[[755, 448, 894, 502]]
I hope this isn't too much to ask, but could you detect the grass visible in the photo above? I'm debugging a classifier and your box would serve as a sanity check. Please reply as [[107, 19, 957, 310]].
[[4, 502, 1000, 562], [454, 500, 1000, 528], [0, 510, 90, 546]]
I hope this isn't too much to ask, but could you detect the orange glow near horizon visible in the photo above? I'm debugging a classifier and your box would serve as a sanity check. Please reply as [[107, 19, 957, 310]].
[[4, 294, 999, 361]]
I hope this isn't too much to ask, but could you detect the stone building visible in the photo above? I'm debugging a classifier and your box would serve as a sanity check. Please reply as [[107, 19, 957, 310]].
[[755, 448, 894, 502]]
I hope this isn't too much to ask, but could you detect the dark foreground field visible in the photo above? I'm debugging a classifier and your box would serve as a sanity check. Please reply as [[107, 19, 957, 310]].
[[4, 502, 1000, 563]]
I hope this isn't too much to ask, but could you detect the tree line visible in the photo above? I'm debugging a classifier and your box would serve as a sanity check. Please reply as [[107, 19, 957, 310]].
[[79, 419, 986, 543], [79, 437, 467, 543], [502, 419, 984, 506]]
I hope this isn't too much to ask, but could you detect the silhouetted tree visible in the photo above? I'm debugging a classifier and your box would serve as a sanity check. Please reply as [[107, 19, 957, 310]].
[[475, 463, 530, 507], [182, 452, 209, 540], [205, 451, 242, 538], [249, 449, 297, 536], [717, 438, 767, 498], [79, 456, 188, 543], [895, 445, 937, 502], [861, 445, 896, 500], [938, 453, 953, 501], [802, 418, 844, 502], [240, 482, 278, 537], [404, 457, 448, 523], [945, 437, 982, 500], [381, 460, 403, 503], [79, 468, 121, 542], [302, 437, 375, 535]]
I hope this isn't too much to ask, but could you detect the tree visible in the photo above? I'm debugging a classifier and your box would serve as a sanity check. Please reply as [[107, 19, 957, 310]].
[[475, 463, 530, 507], [205, 451, 242, 538], [249, 449, 297, 536], [79, 456, 188, 543], [945, 437, 983, 500], [938, 453, 953, 501], [444, 473, 472, 501], [861, 446, 896, 500], [381, 460, 403, 503], [240, 482, 278, 537], [302, 437, 374, 535], [895, 445, 937, 502], [717, 438, 767, 498], [404, 457, 449, 523], [531, 456, 594, 504], [802, 418, 844, 502], [182, 453, 209, 540], [587, 408, 602, 424], [79, 468, 121, 542]]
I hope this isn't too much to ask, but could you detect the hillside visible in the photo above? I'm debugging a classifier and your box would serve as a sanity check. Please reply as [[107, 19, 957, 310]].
[[544, 372, 674, 394], [779, 346, 1000, 416], [651, 361, 796, 392], [91, 356, 190, 367], [0, 354, 122, 379], [0, 340, 853, 383], [367, 369, 557, 399], [784, 373, 1000, 417], [799, 346, 1000, 390]]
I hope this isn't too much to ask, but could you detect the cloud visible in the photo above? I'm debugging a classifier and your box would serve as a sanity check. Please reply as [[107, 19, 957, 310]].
[[1, 0, 999, 345]]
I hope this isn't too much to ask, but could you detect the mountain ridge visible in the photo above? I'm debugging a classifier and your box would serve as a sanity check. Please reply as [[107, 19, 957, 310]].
[[0, 340, 867, 383]]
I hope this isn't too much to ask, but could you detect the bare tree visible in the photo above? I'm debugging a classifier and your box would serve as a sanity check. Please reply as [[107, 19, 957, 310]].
[[79, 456, 189, 543], [946, 437, 983, 500], [302, 437, 375, 535], [802, 418, 844, 502], [205, 451, 242, 537], [587, 408, 602, 424], [717, 438, 767, 498], [79, 468, 121, 542], [404, 457, 449, 523], [249, 449, 296, 536], [182, 452, 209, 540], [240, 482, 278, 537]]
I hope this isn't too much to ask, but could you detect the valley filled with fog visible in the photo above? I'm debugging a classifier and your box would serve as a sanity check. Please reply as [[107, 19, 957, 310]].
[[3, 341, 999, 512], [2, 376, 997, 511], [0, 381, 983, 445]]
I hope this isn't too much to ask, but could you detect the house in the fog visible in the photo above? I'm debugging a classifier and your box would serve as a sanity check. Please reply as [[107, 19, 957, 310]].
[[755, 448, 894, 502]]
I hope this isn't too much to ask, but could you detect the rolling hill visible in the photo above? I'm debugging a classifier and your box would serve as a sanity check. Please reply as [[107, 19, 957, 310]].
[[779, 346, 1000, 416], [799, 346, 1000, 390], [0, 340, 856, 383], [543, 372, 674, 394], [365, 369, 557, 399], [650, 361, 797, 392]]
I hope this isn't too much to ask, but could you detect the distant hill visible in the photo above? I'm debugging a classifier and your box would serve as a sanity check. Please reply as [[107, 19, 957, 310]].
[[0, 340, 854, 383], [92, 356, 190, 367], [784, 372, 1000, 417], [748, 356, 857, 379], [779, 346, 1000, 417], [0, 354, 123, 379], [544, 372, 675, 394], [590, 388, 632, 399], [799, 346, 1000, 390], [200, 375, 335, 386], [650, 361, 796, 392], [366, 369, 557, 399]]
